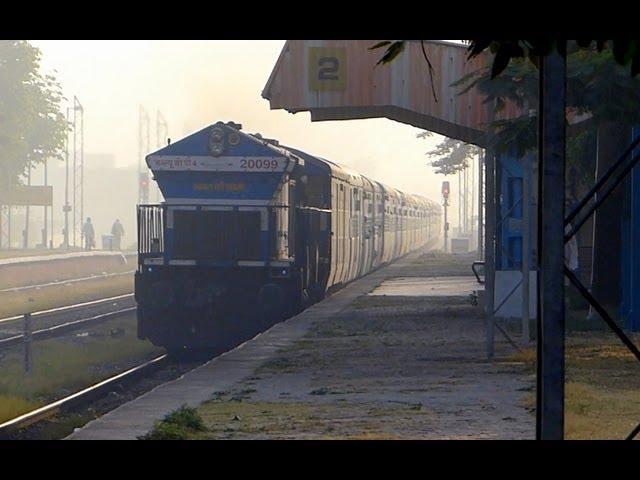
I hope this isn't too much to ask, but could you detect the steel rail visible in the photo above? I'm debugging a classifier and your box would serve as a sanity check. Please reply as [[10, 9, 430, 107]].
[[0, 270, 135, 294], [0, 354, 169, 437], [0, 307, 136, 350], [0, 293, 134, 325]]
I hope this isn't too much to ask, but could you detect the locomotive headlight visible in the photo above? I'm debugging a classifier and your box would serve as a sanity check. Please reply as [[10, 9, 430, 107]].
[[270, 267, 289, 278], [208, 127, 225, 157], [228, 132, 240, 145]]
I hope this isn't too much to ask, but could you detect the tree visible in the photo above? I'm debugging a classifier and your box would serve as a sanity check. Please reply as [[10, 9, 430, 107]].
[[456, 46, 640, 309], [418, 131, 480, 176], [0, 40, 68, 191], [371, 40, 640, 78]]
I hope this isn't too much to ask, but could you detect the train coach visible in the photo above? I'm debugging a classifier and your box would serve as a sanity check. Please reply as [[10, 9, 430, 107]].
[[135, 121, 442, 353]]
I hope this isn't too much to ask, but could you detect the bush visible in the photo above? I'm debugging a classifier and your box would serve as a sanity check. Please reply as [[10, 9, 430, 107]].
[[140, 405, 207, 440]]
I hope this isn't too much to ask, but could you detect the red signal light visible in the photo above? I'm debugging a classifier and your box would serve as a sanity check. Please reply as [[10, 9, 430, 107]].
[[139, 172, 150, 203], [442, 181, 450, 198]]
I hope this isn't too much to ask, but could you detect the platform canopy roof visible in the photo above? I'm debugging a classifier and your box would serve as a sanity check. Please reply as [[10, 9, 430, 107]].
[[262, 40, 528, 147]]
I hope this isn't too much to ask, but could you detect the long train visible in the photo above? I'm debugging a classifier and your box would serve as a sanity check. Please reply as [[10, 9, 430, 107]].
[[135, 121, 442, 352]]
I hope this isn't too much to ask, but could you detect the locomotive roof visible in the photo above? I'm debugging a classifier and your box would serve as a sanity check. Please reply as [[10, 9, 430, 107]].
[[146, 121, 301, 163], [282, 144, 438, 208], [279, 145, 366, 185]]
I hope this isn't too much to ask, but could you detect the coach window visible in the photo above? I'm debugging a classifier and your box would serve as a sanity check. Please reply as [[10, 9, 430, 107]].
[[353, 188, 361, 212]]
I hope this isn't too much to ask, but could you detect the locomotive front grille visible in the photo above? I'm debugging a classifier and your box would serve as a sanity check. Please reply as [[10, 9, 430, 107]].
[[173, 209, 262, 261]]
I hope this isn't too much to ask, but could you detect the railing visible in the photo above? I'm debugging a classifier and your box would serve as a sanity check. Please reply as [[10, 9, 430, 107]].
[[138, 205, 164, 257], [472, 261, 485, 284]]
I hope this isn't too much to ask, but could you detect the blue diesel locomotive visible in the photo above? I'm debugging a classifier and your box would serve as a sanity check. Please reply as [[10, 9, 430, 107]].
[[136, 121, 442, 352]]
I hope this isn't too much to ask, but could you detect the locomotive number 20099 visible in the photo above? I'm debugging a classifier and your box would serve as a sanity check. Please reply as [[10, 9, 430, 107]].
[[240, 159, 280, 170]]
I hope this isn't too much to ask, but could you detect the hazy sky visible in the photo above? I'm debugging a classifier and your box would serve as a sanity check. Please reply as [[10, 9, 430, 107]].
[[31, 40, 473, 217]]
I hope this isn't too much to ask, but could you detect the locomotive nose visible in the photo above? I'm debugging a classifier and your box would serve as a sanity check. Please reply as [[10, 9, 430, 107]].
[[258, 283, 285, 313], [149, 281, 174, 309]]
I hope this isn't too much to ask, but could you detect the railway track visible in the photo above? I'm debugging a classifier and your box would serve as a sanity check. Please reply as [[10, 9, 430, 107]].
[[0, 293, 136, 348], [0, 354, 171, 438], [0, 270, 135, 294]]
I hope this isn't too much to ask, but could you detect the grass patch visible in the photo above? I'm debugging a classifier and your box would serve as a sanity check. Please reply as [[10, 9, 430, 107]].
[[564, 334, 640, 439], [0, 395, 40, 424], [0, 315, 161, 423], [322, 431, 406, 440], [192, 398, 431, 439], [501, 347, 536, 369], [257, 356, 297, 373], [0, 274, 133, 318], [565, 381, 640, 440], [0, 248, 86, 260], [503, 333, 640, 439], [140, 405, 207, 440]]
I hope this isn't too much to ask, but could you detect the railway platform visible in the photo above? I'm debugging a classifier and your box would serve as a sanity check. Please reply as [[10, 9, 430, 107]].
[[67, 250, 535, 440]]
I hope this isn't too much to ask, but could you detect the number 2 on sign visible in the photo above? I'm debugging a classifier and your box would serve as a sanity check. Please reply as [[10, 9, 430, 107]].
[[318, 57, 339, 80]]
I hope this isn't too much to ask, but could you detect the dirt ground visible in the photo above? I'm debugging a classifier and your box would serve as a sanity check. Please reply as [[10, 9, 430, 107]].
[[191, 252, 535, 439]]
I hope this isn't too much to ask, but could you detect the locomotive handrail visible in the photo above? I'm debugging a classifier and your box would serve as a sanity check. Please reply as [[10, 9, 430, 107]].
[[472, 261, 485, 284]]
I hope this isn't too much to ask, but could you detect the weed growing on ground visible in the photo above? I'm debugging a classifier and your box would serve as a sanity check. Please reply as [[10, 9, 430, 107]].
[[140, 405, 207, 440]]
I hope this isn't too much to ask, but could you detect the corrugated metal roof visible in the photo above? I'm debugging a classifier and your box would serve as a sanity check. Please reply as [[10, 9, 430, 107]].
[[262, 40, 524, 146]]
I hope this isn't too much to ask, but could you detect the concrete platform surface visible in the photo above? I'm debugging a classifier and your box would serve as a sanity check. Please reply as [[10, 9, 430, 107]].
[[68, 250, 534, 440], [369, 276, 482, 297]]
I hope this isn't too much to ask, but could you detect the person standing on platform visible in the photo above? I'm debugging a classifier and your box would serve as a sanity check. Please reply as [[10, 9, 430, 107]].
[[111, 219, 125, 250], [82, 217, 95, 251]]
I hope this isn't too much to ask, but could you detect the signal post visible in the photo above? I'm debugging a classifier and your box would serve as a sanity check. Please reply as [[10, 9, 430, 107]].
[[442, 181, 450, 252]]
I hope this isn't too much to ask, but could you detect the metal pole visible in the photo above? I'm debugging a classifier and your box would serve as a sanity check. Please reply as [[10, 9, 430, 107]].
[[522, 158, 531, 345], [458, 170, 462, 234], [443, 198, 449, 252], [64, 107, 70, 250], [50, 192, 53, 249], [485, 147, 496, 360], [156, 111, 161, 203], [464, 165, 469, 234], [536, 48, 566, 440], [24, 163, 30, 248], [478, 151, 485, 260], [7, 205, 11, 250], [138, 105, 144, 205], [471, 154, 476, 248], [79, 99, 84, 250], [73, 101, 77, 248], [43, 158, 48, 248], [23, 313, 32, 374]]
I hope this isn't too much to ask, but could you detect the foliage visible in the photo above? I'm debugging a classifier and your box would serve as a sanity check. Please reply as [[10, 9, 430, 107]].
[[455, 46, 640, 194], [370, 40, 640, 78], [0, 40, 68, 189], [418, 131, 480, 175], [140, 405, 207, 440]]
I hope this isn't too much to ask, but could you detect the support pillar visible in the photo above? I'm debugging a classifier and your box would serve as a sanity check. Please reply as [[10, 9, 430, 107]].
[[536, 48, 566, 441]]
